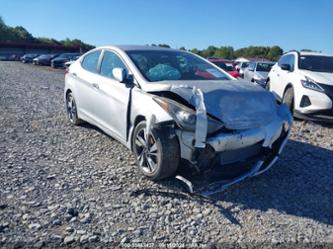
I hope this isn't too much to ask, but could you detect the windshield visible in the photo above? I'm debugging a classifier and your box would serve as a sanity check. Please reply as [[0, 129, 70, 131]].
[[40, 54, 55, 59], [241, 62, 249, 68], [299, 55, 333, 73], [212, 61, 234, 71], [58, 53, 79, 59], [256, 63, 273, 72], [127, 50, 231, 82]]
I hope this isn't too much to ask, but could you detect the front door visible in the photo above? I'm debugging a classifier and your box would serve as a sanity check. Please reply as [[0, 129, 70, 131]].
[[93, 50, 131, 142]]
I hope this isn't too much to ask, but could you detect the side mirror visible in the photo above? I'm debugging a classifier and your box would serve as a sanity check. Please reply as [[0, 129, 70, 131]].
[[112, 68, 127, 82], [280, 64, 291, 71], [248, 68, 254, 72]]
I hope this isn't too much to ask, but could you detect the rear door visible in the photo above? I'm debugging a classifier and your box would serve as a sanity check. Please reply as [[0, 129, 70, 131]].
[[244, 62, 255, 81], [74, 50, 102, 120], [92, 50, 132, 142]]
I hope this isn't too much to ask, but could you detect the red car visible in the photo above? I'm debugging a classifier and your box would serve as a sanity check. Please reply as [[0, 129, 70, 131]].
[[208, 59, 241, 78]]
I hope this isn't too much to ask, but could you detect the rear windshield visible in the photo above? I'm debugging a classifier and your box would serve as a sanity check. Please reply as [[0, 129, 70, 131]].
[[299, 55, 333, 73], [127, 50, 231, 82]]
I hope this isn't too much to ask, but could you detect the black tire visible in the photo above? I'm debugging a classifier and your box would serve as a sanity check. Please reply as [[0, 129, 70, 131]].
[[65, 91, 82, 125], [132, 121, 180, 181], [283, 87, 294, 113]]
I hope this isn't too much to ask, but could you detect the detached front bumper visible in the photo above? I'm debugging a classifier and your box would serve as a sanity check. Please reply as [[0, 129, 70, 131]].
[[177, 104, 293, 179]]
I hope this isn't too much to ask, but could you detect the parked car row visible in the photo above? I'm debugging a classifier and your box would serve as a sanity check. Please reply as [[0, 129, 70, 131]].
[[243, 60, 275, 87], [19, 52, 80, 68], [0, 53, 23, 61], [208, 58, 241, 78], [222, 51, 333, 122]]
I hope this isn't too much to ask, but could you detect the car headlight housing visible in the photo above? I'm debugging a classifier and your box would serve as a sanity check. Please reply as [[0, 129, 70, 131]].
[[153, 97, 223, 133], [301, 76, 324, 92]]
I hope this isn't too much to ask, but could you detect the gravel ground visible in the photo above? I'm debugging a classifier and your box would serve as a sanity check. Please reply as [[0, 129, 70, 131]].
[[0, 61, 333, 248]]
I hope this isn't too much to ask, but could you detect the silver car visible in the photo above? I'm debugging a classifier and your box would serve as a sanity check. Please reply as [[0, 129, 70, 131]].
[[64, 45, 292, 184], [244, 61, 275, 87]]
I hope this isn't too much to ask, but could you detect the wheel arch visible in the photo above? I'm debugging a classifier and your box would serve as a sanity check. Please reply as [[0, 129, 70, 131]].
[[129, 115, 146, 151], [283, 83, 294, 96], [65, 88, 72, 97]]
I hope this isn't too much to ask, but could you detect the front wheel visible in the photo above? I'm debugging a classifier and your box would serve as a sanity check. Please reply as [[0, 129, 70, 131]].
[[283, 87, 294, 114], [132, 121, 180, 180]]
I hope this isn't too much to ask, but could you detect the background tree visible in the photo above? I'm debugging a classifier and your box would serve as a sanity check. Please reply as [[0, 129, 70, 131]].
[[0, 17, 94, 51], [0, 16, 288, 59], [213, 46, 234, 59], [158, 44, 170, 48], [267, 46, 283, 61], [190, 48, 201, 56]]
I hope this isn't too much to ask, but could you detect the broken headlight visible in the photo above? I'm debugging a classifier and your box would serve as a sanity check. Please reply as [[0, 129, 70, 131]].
[[153, 97, 223, 132]]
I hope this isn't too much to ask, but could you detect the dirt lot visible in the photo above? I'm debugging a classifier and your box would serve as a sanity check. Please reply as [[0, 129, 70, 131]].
[[0, 61, 333, 248]]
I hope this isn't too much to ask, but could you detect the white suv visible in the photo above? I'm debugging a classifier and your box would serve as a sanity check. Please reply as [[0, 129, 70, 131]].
[[267, 51, 333, 121]]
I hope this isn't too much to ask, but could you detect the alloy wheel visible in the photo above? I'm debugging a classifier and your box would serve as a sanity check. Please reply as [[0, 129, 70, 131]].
[[66, 93, 77, 123], [134, 127, 159, 174]]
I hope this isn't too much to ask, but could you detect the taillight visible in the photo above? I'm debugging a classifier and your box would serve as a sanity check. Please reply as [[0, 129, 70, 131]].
[[64, 68, 69, 75]]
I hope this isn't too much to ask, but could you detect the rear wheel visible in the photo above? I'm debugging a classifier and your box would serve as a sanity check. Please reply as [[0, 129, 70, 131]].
[[132, 121, 180, 180], [283, 87, 294, 114], [65, 92, 82, 125]]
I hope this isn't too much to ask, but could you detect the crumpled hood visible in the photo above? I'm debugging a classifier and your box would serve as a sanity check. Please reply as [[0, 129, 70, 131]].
[[145, 80, 278, 130]]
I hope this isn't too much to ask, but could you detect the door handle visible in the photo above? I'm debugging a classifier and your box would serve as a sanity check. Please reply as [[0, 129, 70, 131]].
[[92, 83, 99, 89], [277, 74, 280, 77]]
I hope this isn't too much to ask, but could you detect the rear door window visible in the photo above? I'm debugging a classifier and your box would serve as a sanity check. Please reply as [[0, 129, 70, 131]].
[[81, 50, 101, 73]]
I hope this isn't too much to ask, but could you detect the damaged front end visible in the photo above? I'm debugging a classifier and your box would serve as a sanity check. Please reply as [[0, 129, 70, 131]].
[[151, 82, 293, 194]]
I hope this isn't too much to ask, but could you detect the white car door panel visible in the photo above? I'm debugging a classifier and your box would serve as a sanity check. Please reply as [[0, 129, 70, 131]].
[[244, 62, 255, 81], [93, 75, 130, 142], [92, 50, 131, 142], [75, 50, 101, 120], [75, 70, 99, 120], [277, 54, 296, 98]]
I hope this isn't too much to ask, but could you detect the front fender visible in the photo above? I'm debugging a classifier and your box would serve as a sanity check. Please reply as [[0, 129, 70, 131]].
[[126, 88, 174, 149]]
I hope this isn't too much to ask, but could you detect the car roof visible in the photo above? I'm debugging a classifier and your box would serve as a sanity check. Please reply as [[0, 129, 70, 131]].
[[253, 60, 275, 64], [208, 59, 233, 63], [100, 45, 178, 52], [299, 51, 333, 57]]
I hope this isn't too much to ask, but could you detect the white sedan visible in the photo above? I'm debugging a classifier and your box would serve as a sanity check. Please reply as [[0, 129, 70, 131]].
[[64, 45, 292, 185]]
